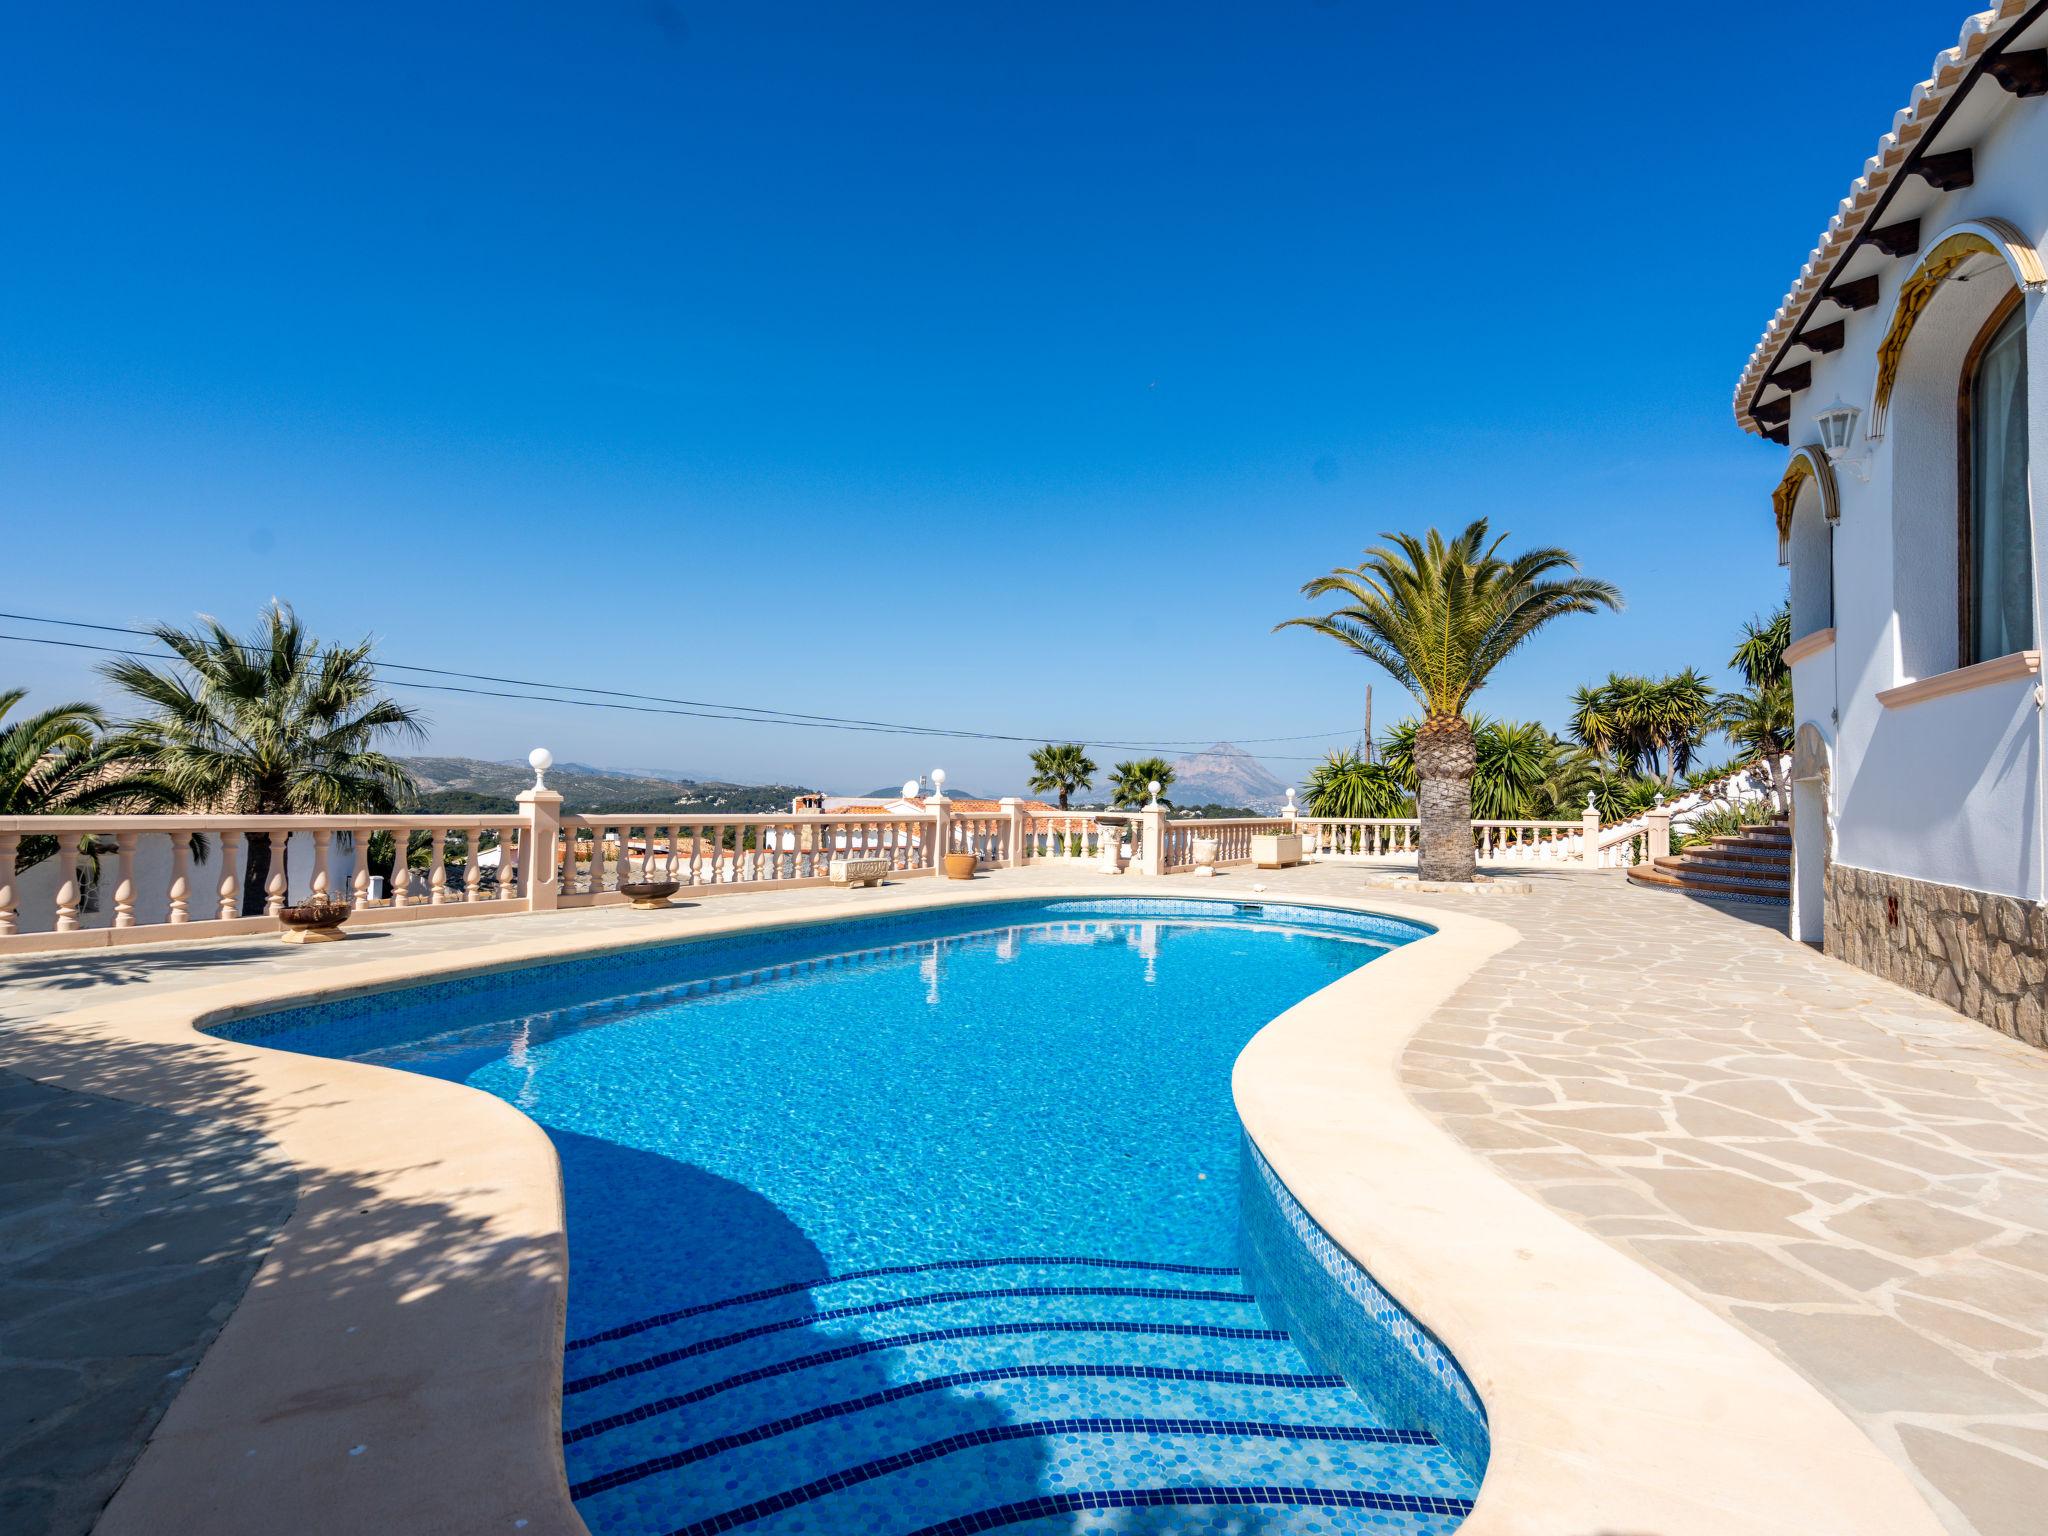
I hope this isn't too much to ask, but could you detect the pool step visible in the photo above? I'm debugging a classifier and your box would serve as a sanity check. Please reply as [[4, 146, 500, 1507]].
[[561, 1256, 1478, 1536]]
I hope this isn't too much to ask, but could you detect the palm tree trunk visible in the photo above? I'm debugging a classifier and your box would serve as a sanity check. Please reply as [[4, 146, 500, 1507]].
[[241, 836, 271, 917], [1414, 714, 1477, 882]]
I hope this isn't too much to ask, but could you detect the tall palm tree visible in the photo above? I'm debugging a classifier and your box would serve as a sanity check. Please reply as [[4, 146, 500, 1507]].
[[101, 604, 424, 913], [1109, 756, 1175, 809], [0, 690, 175, 872], [1277, 521, 1620, 880], [1026, 742, 1097, 810]]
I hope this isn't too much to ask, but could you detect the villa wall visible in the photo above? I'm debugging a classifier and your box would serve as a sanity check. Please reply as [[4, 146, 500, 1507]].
[[1826, 862, 2048, 1050]]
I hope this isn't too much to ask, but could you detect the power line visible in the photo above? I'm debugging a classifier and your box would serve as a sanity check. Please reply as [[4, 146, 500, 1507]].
[[0, 609, 1353, 753], [0, 623, 1344, 766]]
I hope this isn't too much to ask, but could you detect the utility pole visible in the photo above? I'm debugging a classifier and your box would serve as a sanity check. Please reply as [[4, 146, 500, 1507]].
[[1363, 683, 1374, 763]]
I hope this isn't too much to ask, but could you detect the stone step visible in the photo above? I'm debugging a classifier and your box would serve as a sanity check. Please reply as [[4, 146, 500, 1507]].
[[1655, 855, 1789, 880], [1689, 842, 1789, 864], [1627, 864, 1789, 900]]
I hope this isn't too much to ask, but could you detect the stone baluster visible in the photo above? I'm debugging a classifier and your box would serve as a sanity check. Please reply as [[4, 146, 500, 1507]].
[[52, 833, 82, 932], [465, 826, 484, 901], [352, 835, 372, 910], [264, 832, 288, 916], [494, 828, 517, 900], [167, 834, 191, 924], [217, 830, 243, 919], [311, 828, 332, 900], [0, 832, 19, 935], [429, 830, 448, 903], [112, 831, 138, 927]]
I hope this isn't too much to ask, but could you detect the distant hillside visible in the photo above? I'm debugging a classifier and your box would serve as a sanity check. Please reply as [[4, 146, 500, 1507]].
[[1169, 742, 1290, 812], [400, 757, 813, 816]]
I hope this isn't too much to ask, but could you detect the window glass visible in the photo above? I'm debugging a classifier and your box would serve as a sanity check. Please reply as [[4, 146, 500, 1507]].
[[1967, 304, 2033, 664]]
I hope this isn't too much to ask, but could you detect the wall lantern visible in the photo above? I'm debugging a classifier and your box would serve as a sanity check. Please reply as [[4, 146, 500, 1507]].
[[1814, 398, 1869, 483]]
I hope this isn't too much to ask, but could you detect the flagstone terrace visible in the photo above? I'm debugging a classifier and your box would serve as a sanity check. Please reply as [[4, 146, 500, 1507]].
[[1, 859, 2042, 1535]]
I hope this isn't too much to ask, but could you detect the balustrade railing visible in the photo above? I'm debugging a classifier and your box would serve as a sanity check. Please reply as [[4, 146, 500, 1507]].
[[0, 771, 1652, 955], [557, 814, 937, 902]]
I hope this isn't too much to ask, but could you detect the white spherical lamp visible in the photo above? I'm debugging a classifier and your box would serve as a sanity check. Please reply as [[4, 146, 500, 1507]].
[[931, 768, 946, 799], [528, 747, 554, 789]]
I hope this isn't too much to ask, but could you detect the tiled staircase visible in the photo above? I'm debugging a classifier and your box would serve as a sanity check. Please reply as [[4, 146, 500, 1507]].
[[557, 1255, 1477, 1535], [1627, 815, 1790, 905]]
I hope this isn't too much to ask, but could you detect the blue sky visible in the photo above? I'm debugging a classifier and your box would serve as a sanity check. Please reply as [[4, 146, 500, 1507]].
[[1, 2, 1951, 794]]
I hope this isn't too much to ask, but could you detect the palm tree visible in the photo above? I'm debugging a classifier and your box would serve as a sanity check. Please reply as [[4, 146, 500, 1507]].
[[1303, 748, 1411, 819], [1277, 521, 1620, 881], [101, 604, 424, 913], [0, 690, 175, 873], [1109, 756, 1175, 809], [1026, 742, 1097, 810], [1731, 604, 1793, 692], [1714, 677, 1794, 813], [1379, 716, 1560, 821], [1571, 671, 1712, 785]]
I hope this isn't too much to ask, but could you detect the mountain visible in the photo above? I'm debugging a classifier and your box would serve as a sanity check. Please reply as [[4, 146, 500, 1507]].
[[399, 757, 814, 816], [1168, 742, 1290, 813]]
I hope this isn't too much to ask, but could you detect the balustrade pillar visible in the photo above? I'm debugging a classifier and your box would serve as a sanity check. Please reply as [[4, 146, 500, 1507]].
[[52, 833, 82, 932], [1580, 795, 1602, 865], [516, 781, 563, 911], [0, 833, 18, 936], [217, 830, 243, 919], [112, 832, 138, 927], [264, 832, 288, 916], [1646, 801, 1672, 863], [168, 835, 192, 923], [999, 797, 1023, 867]]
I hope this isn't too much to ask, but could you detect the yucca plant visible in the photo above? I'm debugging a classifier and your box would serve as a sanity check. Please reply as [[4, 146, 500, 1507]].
[[1302, 748, 1412, 819], [1278, 523, 1618, 881]]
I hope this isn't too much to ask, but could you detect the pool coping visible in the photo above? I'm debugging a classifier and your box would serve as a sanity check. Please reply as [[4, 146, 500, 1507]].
[[0, 877, 1948, 1535]]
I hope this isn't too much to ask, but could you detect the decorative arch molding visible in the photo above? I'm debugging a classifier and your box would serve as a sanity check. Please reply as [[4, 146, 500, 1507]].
[[1791, 720, 1832, 784], [1869, 217, 2048, 438], [1771, 446, 1838, 564]]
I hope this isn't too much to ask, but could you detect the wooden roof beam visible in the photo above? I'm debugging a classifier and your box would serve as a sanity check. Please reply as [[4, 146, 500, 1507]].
[[1987, 49, 2048, 98], [1824, 274, 1881, 311], [1912, 149, 1974, 191], [1766, 362, 1811, 396], [1754, 397, 1792, 426], [1797, 320, 1846, 355], [1866, 219, 1921, 258]]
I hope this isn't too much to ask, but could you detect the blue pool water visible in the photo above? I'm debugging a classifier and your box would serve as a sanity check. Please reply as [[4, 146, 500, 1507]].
[[222, 898, 1481, 1536]]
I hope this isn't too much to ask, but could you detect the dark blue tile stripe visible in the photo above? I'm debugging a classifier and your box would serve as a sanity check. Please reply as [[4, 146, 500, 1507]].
[[563, 1288, 1258, 1394], [566, 1255, 1241, 1350], [900, 1485, 1478, 1536], [562, 1320, 1297, 1432], [572, 1374, 1417, 1496], [656, 1422, 1467, 1536]]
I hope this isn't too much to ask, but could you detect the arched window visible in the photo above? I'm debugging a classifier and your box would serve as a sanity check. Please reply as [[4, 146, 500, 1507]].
[[1960, 295, 2032, 664]]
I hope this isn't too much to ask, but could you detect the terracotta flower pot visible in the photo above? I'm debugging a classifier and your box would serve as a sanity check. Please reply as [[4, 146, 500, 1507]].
[[943, 852, 978, 881], [619, 880, 681, 910], [278, 899, 351, 944]]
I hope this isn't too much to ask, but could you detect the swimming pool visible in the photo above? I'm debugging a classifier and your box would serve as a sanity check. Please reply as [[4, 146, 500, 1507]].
[[221, 897, 1484, 1535]]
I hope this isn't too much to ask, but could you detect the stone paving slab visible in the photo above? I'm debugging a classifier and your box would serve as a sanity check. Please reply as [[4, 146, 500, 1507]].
[[0, 1070, 295, 1536], [1, 866, 2044, 1534]]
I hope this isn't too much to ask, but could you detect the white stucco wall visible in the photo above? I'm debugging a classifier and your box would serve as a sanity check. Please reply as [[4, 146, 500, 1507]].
[[1778, 88, 2047, 904]]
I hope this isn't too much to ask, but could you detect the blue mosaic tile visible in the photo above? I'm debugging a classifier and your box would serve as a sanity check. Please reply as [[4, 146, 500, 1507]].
[[1240, 1135, 1490, 1481]]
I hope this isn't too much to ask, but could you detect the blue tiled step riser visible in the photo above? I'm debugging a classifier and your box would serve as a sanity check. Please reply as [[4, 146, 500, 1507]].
[[566, 1255, 1241, 1351], [903, 1486, 1475, 1536], [619, 1420, 1469, 1536], [566, 1283, 1257, 1382], [560, 1319, 1320, 1438], [573, 1369, 1408, 1495]]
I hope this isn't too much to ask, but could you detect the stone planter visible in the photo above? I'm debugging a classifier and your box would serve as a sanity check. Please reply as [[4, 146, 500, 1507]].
[[618, 880, 681, 910], [1250, 833, 1302, 870], [277, 899, 351, 944], [943, 852, 978, 881], [1191, 836, 1221, 876]]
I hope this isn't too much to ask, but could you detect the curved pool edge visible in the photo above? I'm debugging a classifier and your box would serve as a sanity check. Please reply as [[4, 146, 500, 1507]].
[[0, 875, 1949, 1536], [1231, 896, 1949, 1536]]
